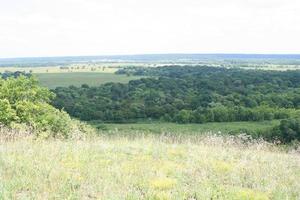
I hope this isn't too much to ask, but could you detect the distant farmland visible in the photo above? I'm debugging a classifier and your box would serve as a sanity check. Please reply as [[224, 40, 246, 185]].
[[36, 73, 143, 88]]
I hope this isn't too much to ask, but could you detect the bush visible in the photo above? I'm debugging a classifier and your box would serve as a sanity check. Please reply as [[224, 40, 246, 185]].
[[173, 110, 192, 123], [265, 118, 300, 143], [0, 76, 94, 138], [0, 99, 17, 125]]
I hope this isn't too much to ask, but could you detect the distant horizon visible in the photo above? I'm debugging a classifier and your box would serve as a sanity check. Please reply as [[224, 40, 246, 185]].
[[1, 53, 300, 67]]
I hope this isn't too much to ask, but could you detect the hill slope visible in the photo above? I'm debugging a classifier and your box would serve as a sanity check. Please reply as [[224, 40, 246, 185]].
[[1, 135, 299, 199]]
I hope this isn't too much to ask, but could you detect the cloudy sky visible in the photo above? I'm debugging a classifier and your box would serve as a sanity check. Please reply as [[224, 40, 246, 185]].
[[0, 0, 299, 58]]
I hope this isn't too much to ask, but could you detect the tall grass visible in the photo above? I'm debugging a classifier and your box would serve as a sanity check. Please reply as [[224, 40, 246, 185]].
[[0, 133, 299, 199], [0, 125, 33, 142]]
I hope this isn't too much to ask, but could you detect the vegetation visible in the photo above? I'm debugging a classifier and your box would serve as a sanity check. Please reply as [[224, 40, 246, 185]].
[[53, 66, 300, 124], [36, 73, 143, 89], [0, 60, 299, 199], [0, 76, 94, 138], [94, 120, 300, 143], [0, 71, 31, 79], [0, 135, 299, 199], [0, 65, 119, 73], [268, 118, 300, 143], [92, 121, 280, 136]]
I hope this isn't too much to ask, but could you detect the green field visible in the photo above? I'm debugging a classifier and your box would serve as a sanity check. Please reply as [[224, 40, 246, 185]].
[[93, 121, 280, 137], [35, 73, 143, 88], [1, 136, 299, 199]]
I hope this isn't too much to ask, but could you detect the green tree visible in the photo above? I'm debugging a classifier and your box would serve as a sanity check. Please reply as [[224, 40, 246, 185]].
[[271, 118, 300, 143], [0, 99, 17, 125], [174, 110, 192, 124], [0, 76, 84, 138]]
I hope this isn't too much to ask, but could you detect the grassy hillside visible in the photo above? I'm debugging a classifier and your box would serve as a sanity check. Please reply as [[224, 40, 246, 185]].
[[36, 73, 143, 88], [0, 135, 299, 199]]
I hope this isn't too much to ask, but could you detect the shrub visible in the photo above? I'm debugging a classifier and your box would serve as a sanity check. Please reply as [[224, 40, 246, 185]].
[[173, 110, 192, 123], [0, 76, 94, 138], [264, 118, 300, 143], [0, 99, 17, 125]]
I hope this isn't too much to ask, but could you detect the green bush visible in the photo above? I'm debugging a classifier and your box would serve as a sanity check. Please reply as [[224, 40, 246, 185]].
[[0, 76, 94, 138], [260, 118, 300, 143], [173, 110, 193, 123], [0, 99, 17, 125]]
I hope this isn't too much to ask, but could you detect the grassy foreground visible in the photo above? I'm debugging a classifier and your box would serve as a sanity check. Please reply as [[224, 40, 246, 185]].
[[0, 135, 299, 199]]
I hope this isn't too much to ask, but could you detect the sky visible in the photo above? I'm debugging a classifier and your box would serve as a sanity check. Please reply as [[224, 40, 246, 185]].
[[0, 0, 299, 58]]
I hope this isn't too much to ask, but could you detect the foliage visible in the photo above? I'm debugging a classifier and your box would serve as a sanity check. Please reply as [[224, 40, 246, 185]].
[[0, 76, 92, 138], [0, 71, 31, 79], [267, 118, 300, 143], [53, 66, 300, 124], [0, 99, 17, 124]]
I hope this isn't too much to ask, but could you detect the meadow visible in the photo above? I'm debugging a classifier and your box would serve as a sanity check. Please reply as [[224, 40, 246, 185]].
[[94, 121, 280, 137], [36, 73, 143, 88], [0, 64, 145, 88], [0, 135, 299, 199]]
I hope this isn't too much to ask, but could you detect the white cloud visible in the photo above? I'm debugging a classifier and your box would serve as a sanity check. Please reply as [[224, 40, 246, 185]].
[[0, 0, 299, 58]]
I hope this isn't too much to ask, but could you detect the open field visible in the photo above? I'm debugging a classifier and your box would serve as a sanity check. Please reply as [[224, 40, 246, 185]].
[[0, 63, 154, 73], [93, 121, 280, 137], [36, 73, 143, 88], [0, 65, 119, 73], [1, 62, 299, 75], [0, 136, 299, 199]]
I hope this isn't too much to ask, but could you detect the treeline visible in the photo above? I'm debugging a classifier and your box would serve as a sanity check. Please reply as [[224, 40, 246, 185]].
[[115, 65, 219, 77], [52, 66, 300, 123], [0, 71, 31, 79]]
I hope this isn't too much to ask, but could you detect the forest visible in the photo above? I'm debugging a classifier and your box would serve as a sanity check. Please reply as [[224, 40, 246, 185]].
[[53, 66, 300, 123]]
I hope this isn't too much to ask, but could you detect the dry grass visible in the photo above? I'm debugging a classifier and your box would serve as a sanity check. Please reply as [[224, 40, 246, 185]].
[[0, 134, 299, 199], [0, 125, 33, 142]]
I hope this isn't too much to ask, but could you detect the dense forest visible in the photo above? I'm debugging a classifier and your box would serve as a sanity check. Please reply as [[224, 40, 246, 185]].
[[53, 66, 300, 124]]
